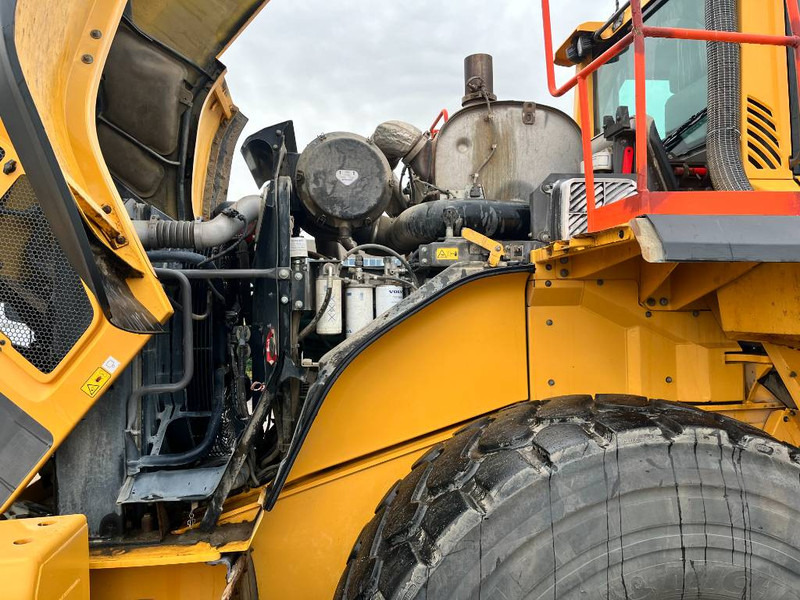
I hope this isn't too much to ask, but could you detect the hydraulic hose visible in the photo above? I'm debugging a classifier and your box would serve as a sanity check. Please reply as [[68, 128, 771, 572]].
[[133, 194, 263, 250], [705, 0, 752, 191], [372, 199, 530, 254]]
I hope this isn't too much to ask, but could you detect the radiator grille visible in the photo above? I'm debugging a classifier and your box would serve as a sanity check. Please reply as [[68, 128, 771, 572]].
[[0, 176, 93, 373], [564, 177, 638, 237], [746, 97, 782, 170]]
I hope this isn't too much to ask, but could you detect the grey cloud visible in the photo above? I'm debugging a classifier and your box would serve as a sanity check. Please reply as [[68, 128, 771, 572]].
[[221, 0, 615, 200]]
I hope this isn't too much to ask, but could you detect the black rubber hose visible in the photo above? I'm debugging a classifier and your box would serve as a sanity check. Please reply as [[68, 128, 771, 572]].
[[147, 250, 209, 266], [706, 0, 752, 191], [372, 200, 530, 254]]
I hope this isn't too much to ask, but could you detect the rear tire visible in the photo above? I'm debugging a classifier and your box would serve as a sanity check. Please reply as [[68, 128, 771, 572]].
[[336, 395, 800, 600]]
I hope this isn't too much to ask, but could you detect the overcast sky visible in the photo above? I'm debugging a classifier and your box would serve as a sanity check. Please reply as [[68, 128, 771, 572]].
[[221, 0, 616, 200]]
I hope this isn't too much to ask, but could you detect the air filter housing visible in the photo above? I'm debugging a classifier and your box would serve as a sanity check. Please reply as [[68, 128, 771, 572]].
[[296, 132, 393, 236]]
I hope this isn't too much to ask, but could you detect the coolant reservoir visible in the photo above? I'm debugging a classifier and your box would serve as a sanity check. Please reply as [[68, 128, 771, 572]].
[[345, 284, 374, 337]]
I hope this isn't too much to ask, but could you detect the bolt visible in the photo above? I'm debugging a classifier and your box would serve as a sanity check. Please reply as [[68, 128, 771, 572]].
[[421, 258, 429, 265], [665, 376, 673, 384], [546, 319, 553, 326], [692, 310, 700, 317], [659, 297, 668, 306], [494, 245, 502, 252], [618, 229, 625, 239], [293, 272, 303, 280], [276, 129, 283, 136], [597, 279, 604, 286], [646, 297, 656, 307], [559, 269, 569, 277], [115, 235, 127, 245], [559, 257, 569, 264], [81, 54, 94, 64], [280, 296, 289, 305], [90, 29, 102, 39], [278, 269, 290, 279], [784, 416, 790, 423], [3, 159, 16, 175], [791, 371, 798, 379], [294, 300, 304, 309], [101, 204, 112, 214], [0, 340, 5, 346], [548, 379, 556, 387], [645, 311, 652, 318], [545, 264, 553, 271], [545, 280, 552, 287]]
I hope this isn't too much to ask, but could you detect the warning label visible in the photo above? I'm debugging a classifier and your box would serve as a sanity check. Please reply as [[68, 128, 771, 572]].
[[435, 248, 459, 261], [81, 367, 112, 398]]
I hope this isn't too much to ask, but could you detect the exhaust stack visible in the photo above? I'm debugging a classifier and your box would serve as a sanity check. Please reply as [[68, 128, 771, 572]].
[[462, 53, 497, 107]]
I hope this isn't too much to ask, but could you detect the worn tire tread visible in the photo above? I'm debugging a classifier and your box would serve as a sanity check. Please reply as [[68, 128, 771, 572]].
[[335, 395, 797, 600]]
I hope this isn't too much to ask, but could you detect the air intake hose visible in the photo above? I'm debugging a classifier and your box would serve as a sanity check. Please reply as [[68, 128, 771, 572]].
[[371, 199, 530, 254], [133, 194, 262, 250], [706, 0, 752, 191]]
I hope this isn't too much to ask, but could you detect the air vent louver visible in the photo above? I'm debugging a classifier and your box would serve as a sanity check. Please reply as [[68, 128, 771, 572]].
[[746, 97, 782, 170]]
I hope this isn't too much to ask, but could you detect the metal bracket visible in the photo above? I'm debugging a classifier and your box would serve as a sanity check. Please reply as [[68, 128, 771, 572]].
[[462, 227, 504, 267], [522, 101, 537, 125]]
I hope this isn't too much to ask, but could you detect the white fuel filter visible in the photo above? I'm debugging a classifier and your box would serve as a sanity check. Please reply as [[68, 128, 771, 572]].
[[375, 284, 403, 317], [345, 284, 374, 337], [315, 266, 342, 335]]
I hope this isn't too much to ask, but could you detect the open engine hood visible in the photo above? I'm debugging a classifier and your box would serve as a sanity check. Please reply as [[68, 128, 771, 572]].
[[129, 0, 270, 70]]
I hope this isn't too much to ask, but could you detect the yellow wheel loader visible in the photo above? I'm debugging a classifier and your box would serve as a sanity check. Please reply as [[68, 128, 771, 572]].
[[2, 0, 800, 598]]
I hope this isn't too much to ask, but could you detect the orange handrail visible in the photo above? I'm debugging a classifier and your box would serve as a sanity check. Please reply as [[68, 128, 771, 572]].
[[540, 0, 800, 232], [429, 109, 449, 137]]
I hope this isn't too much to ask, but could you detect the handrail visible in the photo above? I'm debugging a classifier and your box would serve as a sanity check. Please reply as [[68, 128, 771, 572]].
[[540, 0, 800, 232]]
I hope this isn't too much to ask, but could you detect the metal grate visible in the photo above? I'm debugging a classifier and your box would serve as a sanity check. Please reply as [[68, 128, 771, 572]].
[[0, 176, 93, 373], [746, 97, 782, 170], [563, 177, 638, 237]]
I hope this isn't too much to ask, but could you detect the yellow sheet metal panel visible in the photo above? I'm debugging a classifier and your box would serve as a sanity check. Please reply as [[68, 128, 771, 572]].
[[528, 279, 744, 402], [192, 74, 235, 218], [289, 272, 531, 481], [90, 562, 228, 600], [0, 515, 89, 600], [717, 264, 800, 342], [253, 432, 453, 599], [16, 0, 173, 285], [0, 0, 170, 513], [740, 0, 796, 187]]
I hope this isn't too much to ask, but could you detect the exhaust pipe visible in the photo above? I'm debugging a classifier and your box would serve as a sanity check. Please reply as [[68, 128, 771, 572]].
[[371, 199, 530, 254], [462, 53, 497, 107]]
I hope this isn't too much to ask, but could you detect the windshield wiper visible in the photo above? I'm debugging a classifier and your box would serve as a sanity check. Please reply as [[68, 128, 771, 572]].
[[663, 108, 707, 154]]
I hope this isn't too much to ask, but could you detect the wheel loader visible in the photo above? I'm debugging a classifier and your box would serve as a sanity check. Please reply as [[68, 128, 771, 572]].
[[1, 0, 800, 597]]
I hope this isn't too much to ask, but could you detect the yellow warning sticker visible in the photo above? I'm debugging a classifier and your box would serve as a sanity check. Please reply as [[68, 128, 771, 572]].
[[81, 367, 111, 398], [435, 248, 459, 261]]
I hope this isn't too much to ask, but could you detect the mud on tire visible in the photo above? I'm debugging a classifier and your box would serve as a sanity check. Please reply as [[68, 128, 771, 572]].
[[336, 395, 800, 600]]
